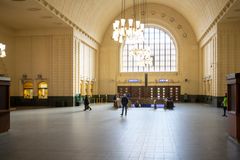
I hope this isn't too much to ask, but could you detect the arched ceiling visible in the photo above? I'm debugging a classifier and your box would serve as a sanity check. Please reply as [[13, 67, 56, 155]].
[[0, 0, 69, 30], [40, 0, 234, 42], [0, 0, 237, 42]]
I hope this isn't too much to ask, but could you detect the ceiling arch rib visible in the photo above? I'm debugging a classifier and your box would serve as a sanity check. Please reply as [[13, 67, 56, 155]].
[[38, 0, 234, 43]]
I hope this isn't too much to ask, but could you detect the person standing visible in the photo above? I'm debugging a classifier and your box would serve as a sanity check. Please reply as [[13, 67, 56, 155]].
[[113, 94, 117, 108], [121, 94, 128, 116], [84, 95, 92, 111], [154, 99, 157, 109], [222, 93, 227, 117], [135, 100, 140, 108], [116, 94, 121, 108]]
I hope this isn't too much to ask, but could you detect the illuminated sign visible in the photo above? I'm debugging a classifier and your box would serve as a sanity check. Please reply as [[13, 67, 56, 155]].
[[128, 79, 140, 83], [158, 79, 169, 83]]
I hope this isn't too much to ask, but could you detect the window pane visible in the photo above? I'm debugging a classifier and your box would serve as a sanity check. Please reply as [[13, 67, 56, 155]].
[[121, 26, 177, 72]]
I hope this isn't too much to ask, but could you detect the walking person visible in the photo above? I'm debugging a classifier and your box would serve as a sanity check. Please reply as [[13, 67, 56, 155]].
[[84, 95, 92, 111], [222, 93, 227, 117], [113, 94, 117, 108], [121, 94, 128, 116], [154, 99, 157, 109]]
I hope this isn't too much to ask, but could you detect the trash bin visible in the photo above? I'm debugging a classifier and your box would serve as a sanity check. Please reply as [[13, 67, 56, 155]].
[[75, 94, 81, 106]]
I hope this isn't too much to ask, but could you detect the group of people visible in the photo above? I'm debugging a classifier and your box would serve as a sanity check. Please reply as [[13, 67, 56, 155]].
[[83, 94, 129, 116], [83, 93, 228, 117]]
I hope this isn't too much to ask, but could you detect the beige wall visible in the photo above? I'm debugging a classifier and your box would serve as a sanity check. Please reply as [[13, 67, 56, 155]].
[[200, 26, 218, 96], [5, 28, 73, 96], [203, 35, 218, 96], [218, 21, 240, 95], [199, 21, 240, 97], [1, 24, 99, 99], [99, 4, 199, 95]]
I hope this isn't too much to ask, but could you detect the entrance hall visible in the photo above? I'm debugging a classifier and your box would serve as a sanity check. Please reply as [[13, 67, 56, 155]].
[[1, 0, 240, 159]]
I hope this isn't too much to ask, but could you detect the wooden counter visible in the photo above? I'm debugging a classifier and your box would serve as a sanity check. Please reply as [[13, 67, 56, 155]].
[[0, 76, 10, 133], [227, 73, 240, 142]]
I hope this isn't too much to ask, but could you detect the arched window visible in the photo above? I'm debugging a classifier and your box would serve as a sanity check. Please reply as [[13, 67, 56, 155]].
[[121, 26, 177, 72]]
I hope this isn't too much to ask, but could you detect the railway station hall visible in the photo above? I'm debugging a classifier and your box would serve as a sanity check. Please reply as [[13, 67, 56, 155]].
[[1, 0, 240, 159]]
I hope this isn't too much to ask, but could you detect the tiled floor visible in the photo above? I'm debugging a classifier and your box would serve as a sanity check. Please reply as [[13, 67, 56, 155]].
[[0, 103, 240, 160]]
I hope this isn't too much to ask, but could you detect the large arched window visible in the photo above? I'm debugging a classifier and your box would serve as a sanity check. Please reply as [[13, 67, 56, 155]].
[[121, 26, 177, 72]]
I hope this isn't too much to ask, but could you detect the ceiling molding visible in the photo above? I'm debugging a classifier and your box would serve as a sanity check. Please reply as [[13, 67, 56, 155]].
[[155, 11, 188, 39], [199, 0, 237, 42], [36, 0, 100, 45]]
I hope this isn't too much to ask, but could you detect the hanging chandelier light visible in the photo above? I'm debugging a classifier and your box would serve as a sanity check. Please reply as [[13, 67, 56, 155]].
[[128, 0, 152, 66], [0, 43, 6, 58], [129, 45, 153, 66], [112, 0, 144, 44]]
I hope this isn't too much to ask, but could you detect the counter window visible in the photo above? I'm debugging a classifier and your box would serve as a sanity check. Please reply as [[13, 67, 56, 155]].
[[38, 82, 48, 99], [23, 82, 33, 99]]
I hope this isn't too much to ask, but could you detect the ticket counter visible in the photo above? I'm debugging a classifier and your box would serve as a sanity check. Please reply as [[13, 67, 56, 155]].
[[227, 73, 240, 142]]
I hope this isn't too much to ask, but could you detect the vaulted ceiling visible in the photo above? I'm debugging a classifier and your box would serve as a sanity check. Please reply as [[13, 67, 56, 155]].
[[41, 0, 235, 42], [0, 0, 239, 43], [0, 0, 69, 30]]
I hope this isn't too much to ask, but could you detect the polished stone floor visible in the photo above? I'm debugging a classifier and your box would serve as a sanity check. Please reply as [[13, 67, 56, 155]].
[[0, 103, 240, 160]]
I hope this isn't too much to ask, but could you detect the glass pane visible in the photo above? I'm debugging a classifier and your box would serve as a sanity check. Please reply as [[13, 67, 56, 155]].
[[135, 66, 140, 70], [122, 67, 127, 72], [171, 67, 176, 71], [122, 57, 127, 62], [166, 67, 170, 71], [150, 28, 154, 33], [166, 35, 171, 43], [166, 44, 170, 50]]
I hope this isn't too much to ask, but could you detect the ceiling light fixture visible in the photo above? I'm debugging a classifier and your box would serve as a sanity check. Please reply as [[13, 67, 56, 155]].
[[112, 0, 144, 44], [129, 0, 152, 66], [0, 43, 6, 58], [129, 45, 153, 66]]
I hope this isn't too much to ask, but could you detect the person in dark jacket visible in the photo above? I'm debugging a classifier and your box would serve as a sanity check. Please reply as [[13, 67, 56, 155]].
[[84, 95, 92, 111], [113, 94, 117, 108], [121, 94, 129, 116]]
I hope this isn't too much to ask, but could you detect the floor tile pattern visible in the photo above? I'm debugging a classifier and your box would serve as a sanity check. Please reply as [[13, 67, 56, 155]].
[[0, 103, 240, 160]]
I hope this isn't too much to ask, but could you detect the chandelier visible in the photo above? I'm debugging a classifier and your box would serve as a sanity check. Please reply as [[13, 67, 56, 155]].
[[112, 0, 144, 44], [0, 43, 6, 58], [129, 46, 153, 66], [128, 0, 152, 66]]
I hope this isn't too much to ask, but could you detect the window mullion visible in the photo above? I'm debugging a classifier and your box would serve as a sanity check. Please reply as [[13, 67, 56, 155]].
[[127, 44, 129, 72], [159, 30, 161, 71], [164, 32, 166, 71], [170, 41, 171, 71], [148, 27, 150, 72], [153, 27, 155, 71]]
